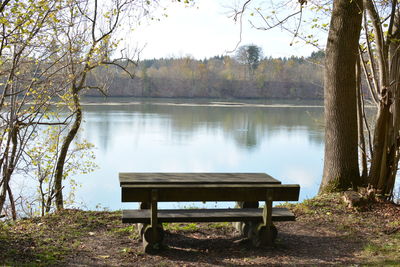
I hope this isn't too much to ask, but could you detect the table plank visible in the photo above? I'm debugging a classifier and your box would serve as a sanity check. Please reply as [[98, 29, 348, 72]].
[[121, 184, 300, 202], [119, 173, 281, 185]]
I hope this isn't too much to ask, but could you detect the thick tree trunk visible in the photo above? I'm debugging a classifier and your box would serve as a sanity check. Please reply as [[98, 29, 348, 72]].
[[54, 90, 82, 210], [320, 0, 363, 193]]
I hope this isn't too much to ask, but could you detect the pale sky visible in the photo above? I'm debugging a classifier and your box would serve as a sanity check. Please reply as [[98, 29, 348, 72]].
[[126, 0, 325, 60]]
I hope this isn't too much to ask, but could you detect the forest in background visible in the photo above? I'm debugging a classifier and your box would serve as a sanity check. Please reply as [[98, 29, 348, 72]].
[[86, 49, 325, 99]]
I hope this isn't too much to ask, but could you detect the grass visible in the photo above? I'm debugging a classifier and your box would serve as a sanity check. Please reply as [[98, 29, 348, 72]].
[[361, 233, 400, 264], [0, 210, 123, 265], [206, 222, 230, 229], [0, 195, 399, 265], [162, 222, 231, 232], [163, 222, 199, 231]]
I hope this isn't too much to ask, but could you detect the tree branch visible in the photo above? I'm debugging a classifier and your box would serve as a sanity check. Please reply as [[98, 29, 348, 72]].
[[387, 0, 398, 47], [359, 46, 379, 105], [0, 0, 10, 13], [364, 0, 388, 89]]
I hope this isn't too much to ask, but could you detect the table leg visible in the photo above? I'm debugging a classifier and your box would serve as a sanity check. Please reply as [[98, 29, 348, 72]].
[[252, 189, 275, 247], [142, 189, 164, 253], [151, 189, 158, 244]]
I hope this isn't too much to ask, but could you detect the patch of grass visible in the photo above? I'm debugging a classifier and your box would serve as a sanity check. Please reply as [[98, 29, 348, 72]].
[[0, 209, 125, 265], [163, 222, 199, 231], [111, 225, 135, 234], [285, 193, 348, 217], [110, 224, 139, 239], [289, 202, 315, 215], [207, 222, 231, 229], [120, 247, 132, 254], [388, 220, 400, 228], [361, 233, 400, 264]]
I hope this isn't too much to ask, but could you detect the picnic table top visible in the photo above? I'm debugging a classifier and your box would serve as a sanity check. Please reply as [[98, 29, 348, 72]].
[[119, 172, 281, 186]]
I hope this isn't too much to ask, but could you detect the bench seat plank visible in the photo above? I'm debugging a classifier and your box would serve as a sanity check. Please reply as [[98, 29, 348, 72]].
[[122, 208, 295, 223]]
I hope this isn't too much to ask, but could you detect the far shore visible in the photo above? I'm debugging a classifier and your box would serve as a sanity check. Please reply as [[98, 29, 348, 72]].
[[78, 97, 379, 109]]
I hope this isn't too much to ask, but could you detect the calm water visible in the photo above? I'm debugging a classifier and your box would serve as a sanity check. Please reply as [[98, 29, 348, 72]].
[[70, 98, 325, 210]]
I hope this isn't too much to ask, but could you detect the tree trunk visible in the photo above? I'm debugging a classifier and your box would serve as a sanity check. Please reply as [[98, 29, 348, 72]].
[[54, 90, 82, 210], [368, 12, 400, 199], [0, 125, 19, 215], [320, 0, 363, 193], [369, 102, 390, 187], [7, 184, 16, 220], [356, 57, 368, 182]]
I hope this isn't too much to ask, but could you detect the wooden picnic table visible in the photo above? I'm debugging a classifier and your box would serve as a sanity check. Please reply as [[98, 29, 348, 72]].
[[119, 172, 300, 252]]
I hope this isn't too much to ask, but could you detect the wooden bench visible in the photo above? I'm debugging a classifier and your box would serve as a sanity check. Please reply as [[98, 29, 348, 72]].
[[120, 173, 300, 252]]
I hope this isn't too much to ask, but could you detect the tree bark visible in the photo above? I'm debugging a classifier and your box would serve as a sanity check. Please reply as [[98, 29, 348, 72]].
[[356, 57, 368, 182], [368, 11, 400, 198], [54, 90, 82, 210], [320, 0, 363, 193], [0, 125, 19, 215], [7, 184, 16, 220]]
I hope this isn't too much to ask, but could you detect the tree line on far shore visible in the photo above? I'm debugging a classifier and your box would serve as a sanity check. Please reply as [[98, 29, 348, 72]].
[[86, 48, 325, 99]]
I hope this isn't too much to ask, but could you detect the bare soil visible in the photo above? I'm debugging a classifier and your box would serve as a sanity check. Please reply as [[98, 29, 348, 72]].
[[1, 193, 399, 266]]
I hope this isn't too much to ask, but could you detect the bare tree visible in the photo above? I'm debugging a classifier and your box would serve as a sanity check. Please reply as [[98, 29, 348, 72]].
[[51, 0, 154, 210], [0, 0, 156, 217], [0, 0, 69, 218], [358, 0, 400, 199]]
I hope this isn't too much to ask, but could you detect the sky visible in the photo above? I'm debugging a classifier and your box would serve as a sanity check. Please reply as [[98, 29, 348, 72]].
[[126, 0, 324, 60]]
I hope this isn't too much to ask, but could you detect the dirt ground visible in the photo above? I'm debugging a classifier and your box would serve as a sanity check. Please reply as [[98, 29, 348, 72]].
[[1, 193, 399, 266]]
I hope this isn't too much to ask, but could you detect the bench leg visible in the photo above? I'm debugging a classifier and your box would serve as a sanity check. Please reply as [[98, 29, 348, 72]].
[[233, 201, 259, 238], [137, 202, 150, 240], [251, 223, 277, 247]]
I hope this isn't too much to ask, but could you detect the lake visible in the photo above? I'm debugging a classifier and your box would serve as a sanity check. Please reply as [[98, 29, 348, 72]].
[[68, 98, 325, 210]]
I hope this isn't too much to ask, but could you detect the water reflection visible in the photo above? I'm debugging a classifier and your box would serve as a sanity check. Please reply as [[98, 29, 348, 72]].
[[83, 104, 324, 152], [75, 100, 325, 210]]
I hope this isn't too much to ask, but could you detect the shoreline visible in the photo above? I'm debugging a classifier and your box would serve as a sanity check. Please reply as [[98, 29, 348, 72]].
[[80, 101, 326, 108], [79, 97, 378, 108]]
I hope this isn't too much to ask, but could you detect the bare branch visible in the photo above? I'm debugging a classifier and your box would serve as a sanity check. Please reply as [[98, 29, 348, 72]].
[[387, 0, 398, 44], [92, 0, 98, 42], [102, 59, 136, 79], [253, 7, 301, 31], [363, 12, 380, 97], [359, 46, 379, 105], [82, 85, 108, 96], [290, 6, 304, 46], [364, 0, 388, 88], [226, 0, 252, 53], [0, 0, 10, 13]]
